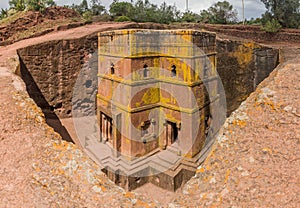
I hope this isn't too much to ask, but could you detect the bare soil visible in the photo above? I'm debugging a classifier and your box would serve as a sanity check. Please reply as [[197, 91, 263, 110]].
[[0, 6, 83, 45]]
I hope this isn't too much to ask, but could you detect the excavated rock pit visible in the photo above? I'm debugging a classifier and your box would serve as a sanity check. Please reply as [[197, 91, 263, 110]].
[[1, 22, 299, 206], [15, 25, 279, 197], [16, 27, 279, 145]]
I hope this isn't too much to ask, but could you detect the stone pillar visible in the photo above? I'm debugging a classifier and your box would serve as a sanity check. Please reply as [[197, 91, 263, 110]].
[[99, 112, 103, 142]]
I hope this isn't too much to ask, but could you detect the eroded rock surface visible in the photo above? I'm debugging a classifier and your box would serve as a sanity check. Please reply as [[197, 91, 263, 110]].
[[0, 67, 159, 207], [170, 53, 300, 207]]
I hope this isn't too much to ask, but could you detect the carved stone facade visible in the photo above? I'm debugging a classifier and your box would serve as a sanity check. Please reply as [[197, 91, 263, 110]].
[[94, 29, 219, 191]]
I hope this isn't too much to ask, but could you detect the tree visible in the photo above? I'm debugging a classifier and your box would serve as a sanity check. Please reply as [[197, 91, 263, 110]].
[[71, 0, 89, 15], [80, 0, 89, 12], [245, 17, 262, 25], [110, 0, 180, 24], [9, 0, 26, 11], [208, 1, 238, 24], [9, 0, 55, 12], [260, 0, 300, 28], [26, 0, 56, 12], [181, 11, 200, 23], [199, 10, 213, 23], [199, 1, 238, 24], [156, 2, 180, 24], [91, 0, 106, 16], [262, 18, 282, 33], [109, 0, 134, 19], [132, 0, 157, 22], [0, 9, 8, 19], [115, 15, 131, 22]]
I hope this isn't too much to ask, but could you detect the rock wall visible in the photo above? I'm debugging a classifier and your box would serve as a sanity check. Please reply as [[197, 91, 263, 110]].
[[216, 40, 279, 115], [17, 31, 279, 119], [18, 36, 98, 118]]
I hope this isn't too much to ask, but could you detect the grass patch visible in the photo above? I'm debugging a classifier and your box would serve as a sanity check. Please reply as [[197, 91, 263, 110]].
[[0, 11, 26, 26]]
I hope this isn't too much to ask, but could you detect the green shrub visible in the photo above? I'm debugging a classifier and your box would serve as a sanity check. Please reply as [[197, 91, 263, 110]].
[[82, 11, 93, 21], [92, 13, 112, 22], [114, 16, 131, 22], [262, 19, 282, 33]]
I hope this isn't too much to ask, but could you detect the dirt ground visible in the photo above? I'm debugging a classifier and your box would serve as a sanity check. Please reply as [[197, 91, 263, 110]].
[[0, 18, 299, 207]]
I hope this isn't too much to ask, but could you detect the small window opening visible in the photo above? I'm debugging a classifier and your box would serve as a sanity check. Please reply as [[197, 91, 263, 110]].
[[141, 120, 151, 137], [135, 177, 141, 184], [204, 62, 209, 78], [85, 80, 92, 88], [115, 170, 120, 185], [141, 120, 155, 144], [171, 65, 177, 77], [110, 63, 115, 74], [155, 176, 160, 184], [143, 64, 149, 78]]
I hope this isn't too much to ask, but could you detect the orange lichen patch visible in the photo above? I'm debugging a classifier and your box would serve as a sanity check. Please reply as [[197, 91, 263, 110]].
[[52, 141, 70, 151], [94, 175, 104, 183], [255, 105, 263, 111], [216, 195, 223, 205], [124, 192, 135, 198], [224, 169, 231, 184], [200, 193, 207, 201], [263, 100, 277, 110], [232, 120, 247, 128], [34, 166, 41, 172], [55, 152, 66, 161], [231, 42, 257, 67], [135, 199, 152, 208], [100, 185, 107, 192], [211, 200, 223, 208], [235, 178, 241, 185], [56, 167, 66, 175], [187, 185, 198, 195], [197, 167, 205, 173], [212, 161, 221, 169], [254, 96, 281, 111], [204, 149, 216, 162], [203, 175, 213, 183], [134, 87, 160, 107], [262, 147, 273, 154], [205, 164, 212, 171]]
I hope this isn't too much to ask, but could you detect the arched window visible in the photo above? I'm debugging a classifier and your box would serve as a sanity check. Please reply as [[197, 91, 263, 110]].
[[171, 65, 177, 77], [143, 64, 149, 78], [140, 119, 155, 143], [204, 63, 209, 78], [141, 120, 151, 137], [110, 63, 115, 74]]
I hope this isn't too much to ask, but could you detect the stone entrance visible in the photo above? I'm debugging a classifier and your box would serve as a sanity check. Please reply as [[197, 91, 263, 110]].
[[165, 120, 179, 147], [99, 112, 113, 144]]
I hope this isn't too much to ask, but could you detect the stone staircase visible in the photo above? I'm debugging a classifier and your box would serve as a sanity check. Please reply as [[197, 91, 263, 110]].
[[84, 132, 200, 175], [83, 130, 217, 191]]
